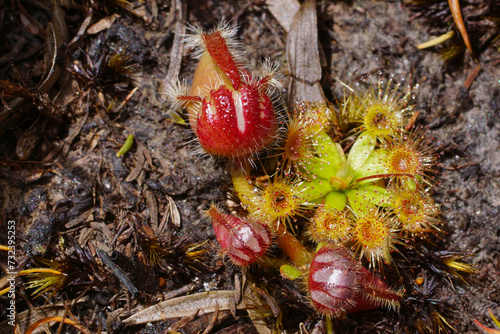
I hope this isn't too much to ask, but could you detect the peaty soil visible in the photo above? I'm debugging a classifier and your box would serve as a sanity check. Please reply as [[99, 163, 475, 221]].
[[0, 0, 499, 333]]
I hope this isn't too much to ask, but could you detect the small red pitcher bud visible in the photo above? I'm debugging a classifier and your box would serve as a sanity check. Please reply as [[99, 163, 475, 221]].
[[307, 245, 400, 317], [206, 205, 272, 266]]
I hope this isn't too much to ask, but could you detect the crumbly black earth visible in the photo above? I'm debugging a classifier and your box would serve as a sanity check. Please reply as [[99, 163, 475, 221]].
[[0, 1, 498, 333]]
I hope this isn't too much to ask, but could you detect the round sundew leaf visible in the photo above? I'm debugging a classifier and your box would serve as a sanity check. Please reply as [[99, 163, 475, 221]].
[[344, 188, 382, 217], [353, 209, 395, 266], [310, 205, 352, 243], [347, 132, 376, 171], [363, 102, 401, 138], [324, 191, 347, 212], [354, 149, 390, 183], [314, 131, 346, 165], [261, 181, 299, 222], [355, 184, 391, 207], [302, 157, 338, 180], [299, 176, 333, 202]]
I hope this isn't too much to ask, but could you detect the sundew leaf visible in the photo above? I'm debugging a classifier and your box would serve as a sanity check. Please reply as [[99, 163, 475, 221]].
[[314, 131, 345, 166], [345, 185, 389, 216], [301, 131, 345, 180], [302, 157, 338, 180], [300, 176, 333, 202], [354, 149, 390, 183], [359, 184, 391, 207], [324, 191, 347, 211], [347, 132, 376, 171]]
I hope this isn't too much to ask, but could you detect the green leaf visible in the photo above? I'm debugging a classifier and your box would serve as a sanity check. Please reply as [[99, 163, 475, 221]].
[[345, 185, 387, 216], [280, 264, 303, 280], [300, 132, 345, 179], [116, 134, 134, 157], [299, 176, 333, 202], [359, 184, 391, 206], [314, 131, 345, 165], [324, 191, 347, 211], [347, 132, 376, 171], [302, 157, 338, 180], [354, 149, 390, 183]]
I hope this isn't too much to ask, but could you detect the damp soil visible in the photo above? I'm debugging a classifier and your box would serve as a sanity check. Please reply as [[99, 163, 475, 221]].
[[0, 0, 499, 333]]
